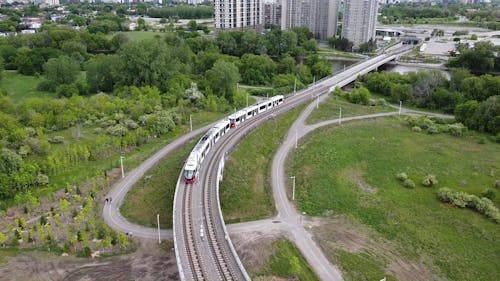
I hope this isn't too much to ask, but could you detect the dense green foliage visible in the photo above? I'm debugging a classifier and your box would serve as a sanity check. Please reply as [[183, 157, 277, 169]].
[[0, 25, 331, 205], [361, 69, 500, 134], [447, 41, 500, 73], [379, 3, 459, 24], [147, 5, 214, 19], [437, 187, 500, 223], [288, 118, 500, 280], [256, 239, 318, 281]]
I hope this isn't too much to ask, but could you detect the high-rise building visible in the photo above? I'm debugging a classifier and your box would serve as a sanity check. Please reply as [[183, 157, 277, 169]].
[[342, 0, 378, 48], [264, 2, 281, 27], [281, 0, 339, 40], [214, 0, 263, 31]]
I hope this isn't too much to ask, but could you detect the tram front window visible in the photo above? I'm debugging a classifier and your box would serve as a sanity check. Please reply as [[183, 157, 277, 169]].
[[184, 169, 194, 180]]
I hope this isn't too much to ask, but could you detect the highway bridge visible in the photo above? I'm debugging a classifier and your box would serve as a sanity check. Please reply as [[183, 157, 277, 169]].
[[172, 48, 411, 281]]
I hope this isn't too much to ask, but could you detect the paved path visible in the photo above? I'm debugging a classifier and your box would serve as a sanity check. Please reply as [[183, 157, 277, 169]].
[[103, 124, 215, 240]]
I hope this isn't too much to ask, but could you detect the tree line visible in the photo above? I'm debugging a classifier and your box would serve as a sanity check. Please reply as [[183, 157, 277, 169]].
[[360, 68, 499, 135], [0, 25, 332, 204]]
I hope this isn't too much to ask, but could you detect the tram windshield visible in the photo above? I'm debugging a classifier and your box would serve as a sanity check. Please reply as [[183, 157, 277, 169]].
[[184, 169, 194, 180]]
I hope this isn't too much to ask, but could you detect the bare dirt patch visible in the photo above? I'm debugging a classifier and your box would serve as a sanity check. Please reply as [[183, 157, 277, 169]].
[[309, 215, 444, 281], [339, 163, 377, 193], [231, 229, 285, 276], [0, 239, 178, 281]]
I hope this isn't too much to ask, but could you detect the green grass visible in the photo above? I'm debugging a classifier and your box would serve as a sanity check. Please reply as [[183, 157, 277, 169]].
[[109, 31, 164, 41], [317, 47, 365, 59], [306, 96, 396, 124], [0, 71, 55, 101], [336, 250, 396, 281], [288, 117, 500, 281], [120, 136, 199, 229], [255, 239, 319, 281], [219, 105, 306, 223]]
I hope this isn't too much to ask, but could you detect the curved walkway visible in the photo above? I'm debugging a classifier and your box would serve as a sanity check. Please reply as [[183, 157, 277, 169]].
[[103, 124, 215, 240]]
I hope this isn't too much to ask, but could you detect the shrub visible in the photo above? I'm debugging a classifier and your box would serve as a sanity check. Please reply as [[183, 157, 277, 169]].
[[412, 126, 422, 132], [481, 189, 496, 200], [437, 188, 500, 223], [40, 215, 47, 226], [48, 136, 65, 144], [403, 179, 415, 189], [422, 175, 438, 187], [427, 126, 439, 135], [494, 180, 500, 189], [396, 172, 408, 181], [448, 123, 466, 136]]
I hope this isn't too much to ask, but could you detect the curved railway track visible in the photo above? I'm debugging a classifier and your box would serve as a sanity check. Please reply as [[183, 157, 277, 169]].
[[182, 183, 205, 280], [174, 51, 410, 280]]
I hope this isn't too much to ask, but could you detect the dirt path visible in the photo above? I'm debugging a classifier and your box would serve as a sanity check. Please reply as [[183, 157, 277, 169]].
[[0, 239, 178, 281]]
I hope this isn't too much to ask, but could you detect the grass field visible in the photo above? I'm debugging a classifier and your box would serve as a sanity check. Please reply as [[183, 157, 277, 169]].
[[287, 117, 500, 280], [219, 105, 306, 223], [0, 71, 55, 101], [120, 135, 199, 228], [255, 239, 319, 281], [306, 96, 396, 124]]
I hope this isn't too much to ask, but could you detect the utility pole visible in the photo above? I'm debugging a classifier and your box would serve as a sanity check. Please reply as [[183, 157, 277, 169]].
[[189, 114, 192, 132], [313, 76, 316, 84], [290, 176, 296, 200], [399, 100, 402, 115], [157, 214, 161, 244], [339, 107, 342, 124], [316, 95, 319, 109], [294, 78, 297, 95], [246, 93, 248, 107], [120, 156, 125, 178]]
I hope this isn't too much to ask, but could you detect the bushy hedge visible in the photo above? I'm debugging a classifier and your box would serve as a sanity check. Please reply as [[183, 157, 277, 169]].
[[437, 187, 500, 223], [406, 116, 467, 136]]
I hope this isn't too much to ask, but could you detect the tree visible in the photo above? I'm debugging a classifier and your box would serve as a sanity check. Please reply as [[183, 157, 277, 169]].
[[206, 60, 240, 102], [118, 39, 179, 91], [85, 54, 122, 93], [0, 148, 22, 175], [455, 100, 479, 129], [449, 68, 471, 92], [43, 56, 80, 91], [359, 39, 377, 53], [239, 54, 277, 85], [475, 95, 500, 134]]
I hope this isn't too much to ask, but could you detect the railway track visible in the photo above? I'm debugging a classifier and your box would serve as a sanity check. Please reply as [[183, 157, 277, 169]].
[[174, 52, 409, 280], [182, 184, 206, 280]]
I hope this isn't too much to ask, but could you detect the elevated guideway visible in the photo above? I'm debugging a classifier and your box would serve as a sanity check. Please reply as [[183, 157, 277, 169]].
[[173, 48, 411, 281]]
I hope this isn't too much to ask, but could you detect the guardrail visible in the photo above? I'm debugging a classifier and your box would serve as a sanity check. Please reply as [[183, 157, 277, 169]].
[[216, 155, 251, 281]]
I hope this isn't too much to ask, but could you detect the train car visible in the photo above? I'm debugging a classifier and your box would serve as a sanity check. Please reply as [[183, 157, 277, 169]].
[[228, 108, 248, 128], [183, 152, 199, 184], [184, 95, 285, 183]]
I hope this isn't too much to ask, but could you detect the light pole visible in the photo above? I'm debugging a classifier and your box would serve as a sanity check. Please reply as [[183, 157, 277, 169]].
[[399, 100, 402, 115], [316, 95, 319, 109], [157, 214, 161, 244], [290, 176, 296, 201], [246, 92, 248, 107], [189, 114, 192, 132], [313, 76, 316, 84], [339, 107, 342, 124], [120, 156, 125, 178], [294, 78, 297, 95]]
